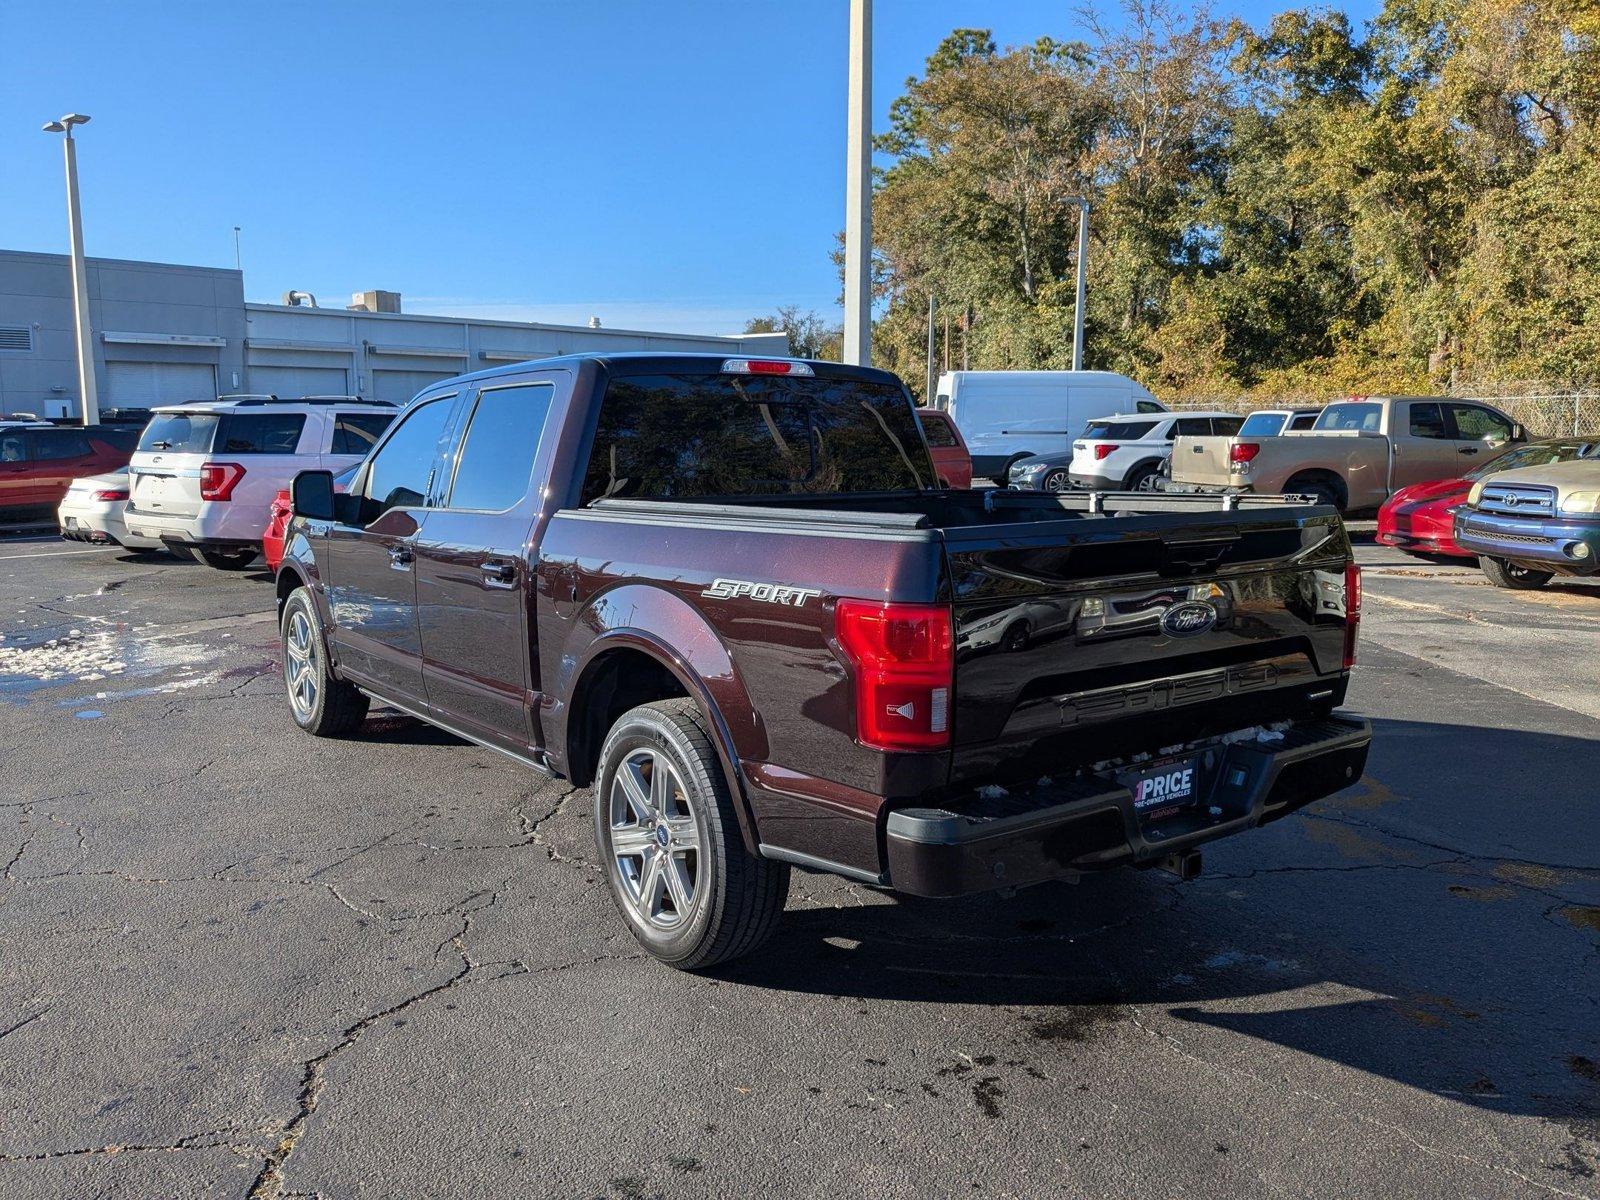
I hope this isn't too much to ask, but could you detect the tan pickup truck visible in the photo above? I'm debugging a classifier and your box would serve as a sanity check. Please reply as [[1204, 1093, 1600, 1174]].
[[1166, 396, 1524, 511]]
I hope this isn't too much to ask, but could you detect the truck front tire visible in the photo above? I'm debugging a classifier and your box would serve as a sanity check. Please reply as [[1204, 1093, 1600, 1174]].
[[594, 698, 789, 969], [1479, 556, 1553, 590], [281, 587, 370, 736]]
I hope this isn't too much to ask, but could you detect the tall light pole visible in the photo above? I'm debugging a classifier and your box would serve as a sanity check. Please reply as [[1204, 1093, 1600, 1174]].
[[42, 114, 98, 425], [1065, 195, 1089, 372], [842, 0, 872, 366]]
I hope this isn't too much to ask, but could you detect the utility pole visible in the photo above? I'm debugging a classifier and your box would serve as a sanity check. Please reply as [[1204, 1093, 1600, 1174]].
[[925, 293, 936, 403], [42, 113, 98, 424], [842, 0, 872, 366], [1066, 196, 1089, 371], [233, 226, 242, 272]]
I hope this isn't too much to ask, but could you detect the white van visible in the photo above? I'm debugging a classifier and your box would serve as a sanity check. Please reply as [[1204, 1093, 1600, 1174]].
[[933, 370, 1165, 480]]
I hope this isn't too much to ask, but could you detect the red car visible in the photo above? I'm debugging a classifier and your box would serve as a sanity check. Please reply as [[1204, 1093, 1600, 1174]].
[[1377, 438, 1593, 557], [916, 408, 973, 488], [0, 423, 138, 518], [263, 465, 356, 571]]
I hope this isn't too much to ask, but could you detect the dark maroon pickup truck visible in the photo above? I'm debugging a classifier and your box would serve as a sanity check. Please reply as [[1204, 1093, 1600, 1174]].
[[275, 354, 1369, 968]]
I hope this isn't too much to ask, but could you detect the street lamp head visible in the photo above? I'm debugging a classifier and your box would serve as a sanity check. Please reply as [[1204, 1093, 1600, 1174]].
[[42, 121, 66, 133], [62, 114, 91, 127]]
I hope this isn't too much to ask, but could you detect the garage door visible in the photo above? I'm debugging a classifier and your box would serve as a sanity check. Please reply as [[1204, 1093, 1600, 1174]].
[[373, 369, 457, 405], [250, 366, 350, 399], [106, 362, 217, 406]]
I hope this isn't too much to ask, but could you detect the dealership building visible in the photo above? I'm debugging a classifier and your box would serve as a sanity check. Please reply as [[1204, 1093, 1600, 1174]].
[[0, 248, 788, 418]]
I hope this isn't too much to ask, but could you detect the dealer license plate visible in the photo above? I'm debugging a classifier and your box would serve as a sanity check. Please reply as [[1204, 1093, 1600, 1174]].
[[1124, 756, 1202, 818]]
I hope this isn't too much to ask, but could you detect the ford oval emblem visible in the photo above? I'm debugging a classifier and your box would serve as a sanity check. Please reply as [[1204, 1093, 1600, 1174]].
[[1162, 601, 1217, 638]]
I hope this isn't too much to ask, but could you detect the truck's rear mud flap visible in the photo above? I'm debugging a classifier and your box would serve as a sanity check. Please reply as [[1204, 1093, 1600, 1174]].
[[884, 715, 1370, 898]]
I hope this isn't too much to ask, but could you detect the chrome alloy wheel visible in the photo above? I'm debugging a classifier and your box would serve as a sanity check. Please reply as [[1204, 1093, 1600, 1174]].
[[608, 747, 702, 929], [284, 608, 318, 720]]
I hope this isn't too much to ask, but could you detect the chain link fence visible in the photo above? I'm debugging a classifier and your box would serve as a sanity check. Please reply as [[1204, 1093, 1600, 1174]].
[[1166, 393, 1600, 438]]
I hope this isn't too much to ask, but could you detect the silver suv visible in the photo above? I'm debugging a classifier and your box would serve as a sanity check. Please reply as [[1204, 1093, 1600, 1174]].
[[125, 395, 397, 569]]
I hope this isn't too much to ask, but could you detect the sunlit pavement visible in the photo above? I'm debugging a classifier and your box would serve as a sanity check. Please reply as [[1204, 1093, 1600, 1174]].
[[0, 531, 1596, 1199]]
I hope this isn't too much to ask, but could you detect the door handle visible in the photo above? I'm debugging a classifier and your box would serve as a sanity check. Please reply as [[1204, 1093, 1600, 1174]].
[[481, 558, 517, 588], [389, 545, 414, 570], [1458, 447, 1479, 455]]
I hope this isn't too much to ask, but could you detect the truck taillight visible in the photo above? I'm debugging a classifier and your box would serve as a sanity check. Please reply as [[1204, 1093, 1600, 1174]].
[[1229, 442, 1261, 464], [1093, 444, 1118, 460], [1343, 561, 1361, 670], [200, 462, 246, 502], [721, 358, 815, 376], [835, 599, 953, 751]]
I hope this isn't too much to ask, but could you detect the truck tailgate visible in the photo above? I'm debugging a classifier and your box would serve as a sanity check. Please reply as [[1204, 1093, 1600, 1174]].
[[943, 500, 1351, 789], [1169, 435, 1238, 487]]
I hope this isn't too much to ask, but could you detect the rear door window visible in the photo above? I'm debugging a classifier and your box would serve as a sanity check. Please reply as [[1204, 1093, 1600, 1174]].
[[215, 413, 307, 454], [446, 383, 555, 512], [1211, 417, 1244, 436], [582, 372, 934, 502], [1172, 418, 1212, 438], [138, 412, 219, 454], [1408, 402, 1449, 439], [28, 429, 93, 460], [330, 412, 396, 456]]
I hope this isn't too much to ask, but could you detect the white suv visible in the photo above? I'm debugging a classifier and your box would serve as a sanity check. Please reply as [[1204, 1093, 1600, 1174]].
[[1068, 411, 1244, 491], [125, 396, 398, 569]]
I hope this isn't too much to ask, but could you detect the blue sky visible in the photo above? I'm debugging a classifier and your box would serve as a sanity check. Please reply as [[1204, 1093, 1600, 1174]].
[[2, 1, 1381, 334]]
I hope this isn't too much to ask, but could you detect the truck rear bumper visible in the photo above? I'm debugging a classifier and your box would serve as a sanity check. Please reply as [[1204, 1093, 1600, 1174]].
[[884, 715, 1370, 897]]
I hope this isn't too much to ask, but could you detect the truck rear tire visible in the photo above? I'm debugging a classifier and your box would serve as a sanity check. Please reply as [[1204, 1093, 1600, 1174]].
[[1479, 556, 1552, 590], [594, 698, 790, 969], [280, 587, 370, 736]]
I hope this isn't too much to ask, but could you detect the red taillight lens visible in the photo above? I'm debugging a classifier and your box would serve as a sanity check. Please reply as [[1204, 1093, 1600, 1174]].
[[199, 462, 246, 502], [91, 489, 129, 502], [1093, 444, 1118, 461], [1229, 442, 1261, 464], [835, 599, 953, 751], [1342, 561, 1362, 670]]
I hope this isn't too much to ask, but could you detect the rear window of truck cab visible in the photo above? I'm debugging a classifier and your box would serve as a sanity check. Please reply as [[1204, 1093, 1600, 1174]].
[[1315, 403, 1382, 432], [581, 373, 936, 502]]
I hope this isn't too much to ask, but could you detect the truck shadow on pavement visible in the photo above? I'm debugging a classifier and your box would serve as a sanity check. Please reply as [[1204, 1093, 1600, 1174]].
[[717, 716, 1600, 1138]]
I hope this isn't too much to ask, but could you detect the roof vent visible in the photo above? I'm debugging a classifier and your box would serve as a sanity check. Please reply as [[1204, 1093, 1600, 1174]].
[[350, 290, 402, 314], [588, 316, 601, 328], [283, 290, 318, 308]]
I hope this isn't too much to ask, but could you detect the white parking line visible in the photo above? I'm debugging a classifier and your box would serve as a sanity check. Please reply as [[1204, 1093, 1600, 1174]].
[[0, 546, 119, 561]]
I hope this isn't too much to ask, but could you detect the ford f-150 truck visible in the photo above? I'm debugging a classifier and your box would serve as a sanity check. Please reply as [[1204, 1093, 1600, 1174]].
[[1166, 396, 1523, 511], [275, 354, 1370, 969]]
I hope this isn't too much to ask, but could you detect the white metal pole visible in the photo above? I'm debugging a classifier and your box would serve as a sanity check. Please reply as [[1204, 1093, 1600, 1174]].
[[1071, 197, 1089, 372], [60, 128, 100, 424], [925, 292, 936, 402], [842, 0, 873, 366]]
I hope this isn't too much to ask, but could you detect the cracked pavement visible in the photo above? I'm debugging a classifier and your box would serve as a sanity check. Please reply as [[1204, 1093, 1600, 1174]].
[[0, 532, 1597, 1198]]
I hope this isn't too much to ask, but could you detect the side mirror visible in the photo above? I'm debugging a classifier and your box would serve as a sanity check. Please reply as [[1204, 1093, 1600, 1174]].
[[292, 469, 336, 521]]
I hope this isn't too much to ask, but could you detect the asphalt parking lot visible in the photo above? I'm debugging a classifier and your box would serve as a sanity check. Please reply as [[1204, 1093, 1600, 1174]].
[[1, 527, 1597, 1199]]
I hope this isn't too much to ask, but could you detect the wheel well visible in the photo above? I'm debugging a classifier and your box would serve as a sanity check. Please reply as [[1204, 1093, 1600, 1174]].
[[1121, 458, 1163, 486], [1283, 469, 1347, 509], [275, 566, 304, 617], [567, 647, 690, 787]]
